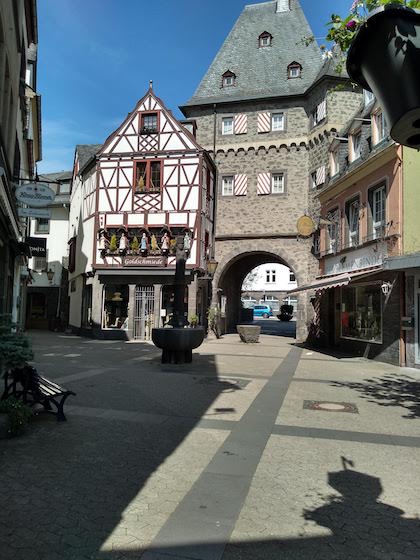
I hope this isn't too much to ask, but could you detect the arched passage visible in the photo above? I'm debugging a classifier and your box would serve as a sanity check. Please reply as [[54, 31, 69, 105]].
[[212, 244, 314, 341]]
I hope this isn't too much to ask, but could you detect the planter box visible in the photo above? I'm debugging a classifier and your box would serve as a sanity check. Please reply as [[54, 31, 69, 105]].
[[237, 324, 261, 343], [347, 6, 420, 149]]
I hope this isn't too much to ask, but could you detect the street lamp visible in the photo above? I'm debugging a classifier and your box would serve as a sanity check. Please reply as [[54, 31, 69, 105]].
[[207, 259, 218, 277], [46, 268, 54, 284]]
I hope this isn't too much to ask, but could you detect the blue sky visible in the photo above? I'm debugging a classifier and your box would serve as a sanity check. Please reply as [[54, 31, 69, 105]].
[[37, 0, 351, 173]]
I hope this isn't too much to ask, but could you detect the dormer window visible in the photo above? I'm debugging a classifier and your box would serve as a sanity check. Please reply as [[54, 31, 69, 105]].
[[222, 71, 236, 88], [288, 62, 302, 79], [259, 31, 272, 48]]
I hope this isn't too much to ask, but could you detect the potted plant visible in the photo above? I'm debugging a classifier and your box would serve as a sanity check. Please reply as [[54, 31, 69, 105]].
[[326, 1, 420, 148], [131, 236, 139, 254], [188, 315, 199, 328], [277, 304, 294, 322], [109, 233, 118, 253]]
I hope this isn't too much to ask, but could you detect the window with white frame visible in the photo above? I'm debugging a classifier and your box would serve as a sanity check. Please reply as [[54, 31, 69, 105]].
[[326, 208, 340, 253], [310, 171, 318, 189], [371, 184, 386, 239], [222, 117, 234, 135], [288, 62, 302, 78], [259, 31, 272, 47], [33, 257, 47, 272], [35, 218, 50, 233], [271, 112, 285, 131], [221, 175, 234, 196], [289, 271, 296, 282], [266, 269, 276, 283], [373, 111, 387, 145], [346, 198, 359, 247], [350, 130, 362, 161], [222, 71, 236, 87], [330, 148, 339, 177], [310, 99, 326, 128], [271, 173, 285, 194], [364, 89, 374, 106]]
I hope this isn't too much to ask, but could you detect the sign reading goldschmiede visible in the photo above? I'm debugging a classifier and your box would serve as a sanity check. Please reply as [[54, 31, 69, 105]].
[[124, 256, 167, 267], [15, 183, 55, 207]]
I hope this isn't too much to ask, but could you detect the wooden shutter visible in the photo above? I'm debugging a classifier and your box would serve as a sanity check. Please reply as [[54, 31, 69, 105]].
[[257, 112, 271, 133], [234, 174, 247, 196], [316, 165, 326, 185], [234, 114, 247, 134], [257, 173, 271, 195]]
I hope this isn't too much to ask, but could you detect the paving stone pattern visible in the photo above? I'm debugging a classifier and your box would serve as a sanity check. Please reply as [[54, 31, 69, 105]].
[[0, 331, 419, 560]]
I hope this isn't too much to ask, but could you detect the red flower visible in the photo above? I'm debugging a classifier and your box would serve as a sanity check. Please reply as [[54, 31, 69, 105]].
[[346, 20, 357, 31]]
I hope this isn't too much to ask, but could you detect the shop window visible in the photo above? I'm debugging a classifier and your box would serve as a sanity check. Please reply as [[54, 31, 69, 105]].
[[134, 160, 161, 192], [341, 285, 382, 343], [103, 285, 129, 330]]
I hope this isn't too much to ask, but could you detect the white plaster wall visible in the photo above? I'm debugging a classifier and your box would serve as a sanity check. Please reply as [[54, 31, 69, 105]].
[[29, 206, 70, 287], [242, 263, 297, 292]]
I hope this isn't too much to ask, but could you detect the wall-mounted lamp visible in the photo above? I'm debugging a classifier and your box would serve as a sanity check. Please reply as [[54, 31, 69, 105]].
[[207, 259, 219, 277], [46, 268, 54, 284]]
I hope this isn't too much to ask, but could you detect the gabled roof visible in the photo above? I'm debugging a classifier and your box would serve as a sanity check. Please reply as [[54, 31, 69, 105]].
[[76, 144, 102, 171], [38, 171, 72, 182], [184, 0, 323, 107]]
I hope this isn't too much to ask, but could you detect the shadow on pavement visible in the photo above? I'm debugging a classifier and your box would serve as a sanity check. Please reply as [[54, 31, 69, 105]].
[[96, 458, 420, 560], [0, 335, 239, 560], [332, 374, 420, 419]]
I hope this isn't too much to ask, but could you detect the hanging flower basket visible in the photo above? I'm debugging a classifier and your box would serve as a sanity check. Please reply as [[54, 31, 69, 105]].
[[346, 5, 420, 148]]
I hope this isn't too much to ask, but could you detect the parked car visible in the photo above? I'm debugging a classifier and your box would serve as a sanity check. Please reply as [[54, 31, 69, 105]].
[[253, 304, 273, 318]]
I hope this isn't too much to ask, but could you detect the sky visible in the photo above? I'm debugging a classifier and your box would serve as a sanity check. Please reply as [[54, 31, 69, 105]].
[[37, 0, 351, 173]]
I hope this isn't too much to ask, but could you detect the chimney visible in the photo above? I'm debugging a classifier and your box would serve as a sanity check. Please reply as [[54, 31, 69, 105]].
[[276, 0, 290, 12]]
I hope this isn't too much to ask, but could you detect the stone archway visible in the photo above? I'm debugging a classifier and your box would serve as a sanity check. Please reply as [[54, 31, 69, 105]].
[[212, 239, 316, 341]]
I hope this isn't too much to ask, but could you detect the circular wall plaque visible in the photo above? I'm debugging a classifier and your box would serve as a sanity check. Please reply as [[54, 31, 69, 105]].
[[296, 215, 315, 237], [15, 183, 55, 208]]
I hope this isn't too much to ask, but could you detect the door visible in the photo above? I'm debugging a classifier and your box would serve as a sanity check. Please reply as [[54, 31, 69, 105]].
[[134, 285, 155, 341]]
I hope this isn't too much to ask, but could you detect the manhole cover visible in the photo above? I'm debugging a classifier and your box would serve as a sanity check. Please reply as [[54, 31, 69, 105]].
[[303, 400, 358, 413]]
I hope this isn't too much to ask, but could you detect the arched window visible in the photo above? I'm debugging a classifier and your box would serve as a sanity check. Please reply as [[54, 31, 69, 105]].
[[258, 31, 272, 48], [222, 70, 236, 88], [287, 62, 302, 79]]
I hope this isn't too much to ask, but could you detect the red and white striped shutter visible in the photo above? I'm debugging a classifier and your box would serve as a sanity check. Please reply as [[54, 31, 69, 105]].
[[316, 165, 326, 185], [234, 174, 247, 196], [257, 173, 271, 195], [257, 112, 271, 133], [234, 114, 247, 134], [317, 99, 327, 121]]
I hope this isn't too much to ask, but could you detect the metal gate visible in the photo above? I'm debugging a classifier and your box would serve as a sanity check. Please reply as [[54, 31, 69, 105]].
[[134, 285, 155, 341]]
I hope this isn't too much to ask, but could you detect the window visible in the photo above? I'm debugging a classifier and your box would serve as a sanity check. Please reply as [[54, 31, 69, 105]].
[[271, 113, 284, 131], [134, 160, 162, 192], [341, 285, 382, 342], [326, 208, 340, 253], [310, 171, 317, 189], [330, 148, 339, 177], [346, 198, 359, 247], [103, 285, 129, 330], [222, 176, 234, 196], [310, 166, 325, 189], [222, 71, 236, 87], [310, 99, 327, 127], [33, 257, 46, 272], [288, 62, 302, 78], [370, 184, 386, 239], [141, 113, 158, 134], [35, 218, 50, 233], [289, 271, 296, 282], [222, 117, 234, 135], [259, 32, 272, 47], [350, 130, 362, 161], [364, 89, 374, 106], [266, 269, 276, 283], [373, 111, 387, 145], [271, 173, 285, 194]]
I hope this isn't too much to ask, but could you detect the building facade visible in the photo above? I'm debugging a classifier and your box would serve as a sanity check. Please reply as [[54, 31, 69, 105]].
[[25, 172, 71, 330], [241, 262, 297, 313], [180, 0, 362, 339], [67, 86, 215, 340], [0, 0, 42, 328]]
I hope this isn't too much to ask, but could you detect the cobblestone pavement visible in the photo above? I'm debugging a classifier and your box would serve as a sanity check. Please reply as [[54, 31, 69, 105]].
[[1, 331, 420, 559]]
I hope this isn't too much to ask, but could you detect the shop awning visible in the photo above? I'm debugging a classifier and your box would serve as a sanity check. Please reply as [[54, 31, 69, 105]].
[[288, 266, 383, 295]]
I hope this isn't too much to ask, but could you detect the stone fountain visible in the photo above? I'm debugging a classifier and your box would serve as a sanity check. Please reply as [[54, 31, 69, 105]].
[[152, 235, 204, 363]]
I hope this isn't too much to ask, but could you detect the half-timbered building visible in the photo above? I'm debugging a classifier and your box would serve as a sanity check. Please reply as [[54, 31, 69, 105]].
[[68, 85, 215, 340]]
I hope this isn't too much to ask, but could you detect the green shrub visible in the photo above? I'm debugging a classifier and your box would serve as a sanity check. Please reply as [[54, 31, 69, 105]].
[[0, 397, 33, 436]]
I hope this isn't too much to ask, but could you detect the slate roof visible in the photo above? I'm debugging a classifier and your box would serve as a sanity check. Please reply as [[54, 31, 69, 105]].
[[38, 171, 72, 182], [76, 144, 102, 171], [184, 0, 323, 107]]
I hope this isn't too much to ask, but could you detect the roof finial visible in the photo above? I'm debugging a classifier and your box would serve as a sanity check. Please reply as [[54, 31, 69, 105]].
[[149, 80, 153, 91]]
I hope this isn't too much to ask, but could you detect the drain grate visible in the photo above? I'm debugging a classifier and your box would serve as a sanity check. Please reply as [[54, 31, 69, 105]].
[[303, 400, 358, 413]]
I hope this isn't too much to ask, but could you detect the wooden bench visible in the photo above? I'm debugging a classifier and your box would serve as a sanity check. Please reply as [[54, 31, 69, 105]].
[[2, 366, 75, 421]]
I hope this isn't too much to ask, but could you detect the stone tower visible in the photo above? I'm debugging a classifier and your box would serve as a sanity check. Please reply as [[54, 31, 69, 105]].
[[180, 0, 362, 339]]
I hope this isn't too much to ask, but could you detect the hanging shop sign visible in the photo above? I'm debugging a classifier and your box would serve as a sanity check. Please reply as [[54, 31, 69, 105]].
[[15, 183, 55, 207], [296, 215, 315, 237], [26, 236, 47, 258], [18, 207, 52, 219]]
